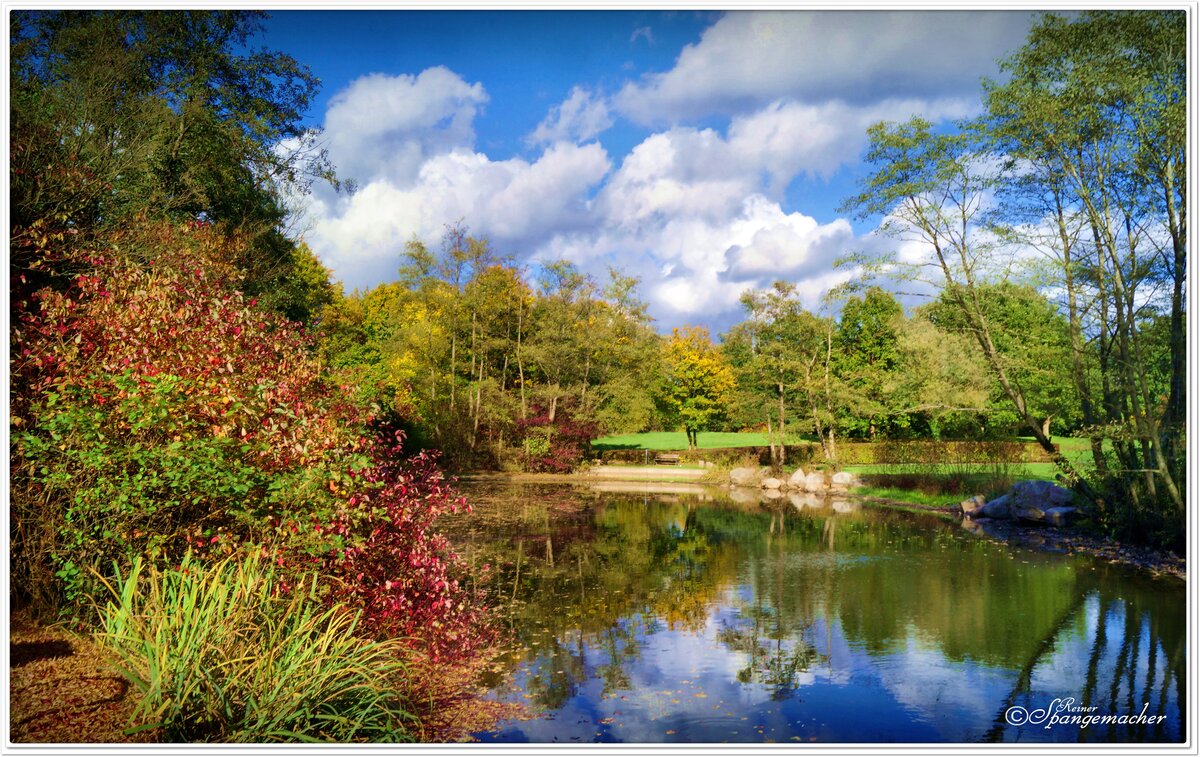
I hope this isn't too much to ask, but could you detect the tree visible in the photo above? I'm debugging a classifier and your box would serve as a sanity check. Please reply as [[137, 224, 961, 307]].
[[661, 327, 736, 449], [10, 10, 343, 317], [982, 10, 1185, 520], [840, 117, 1090, 486], [923, 283, 1080, 438], [834, 287, 904, 439]]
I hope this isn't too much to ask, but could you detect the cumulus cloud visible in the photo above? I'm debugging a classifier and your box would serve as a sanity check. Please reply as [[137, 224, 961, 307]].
[[307, 142, 611, 291], [299, 8, 1021, 331], [616, 10, 1035, 124], [527, 86, 613, 146], [323, 67, 488, 186]]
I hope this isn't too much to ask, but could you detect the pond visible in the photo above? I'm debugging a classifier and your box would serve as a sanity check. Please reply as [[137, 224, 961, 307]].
[[442, 480, 1186, 744]]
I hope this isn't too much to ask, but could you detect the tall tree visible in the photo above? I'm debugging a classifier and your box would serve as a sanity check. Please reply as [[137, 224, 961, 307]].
[[661, 327, 736, 450], [982, 10, 1186, 515], [10, 10, 344, 318], [840, 117, 1091, 487]]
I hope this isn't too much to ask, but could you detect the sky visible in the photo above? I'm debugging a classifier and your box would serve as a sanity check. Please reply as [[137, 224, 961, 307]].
[[258, 9, 1043, 335]]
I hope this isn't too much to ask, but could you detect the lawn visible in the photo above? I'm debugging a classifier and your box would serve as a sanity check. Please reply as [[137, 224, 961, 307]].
[[591, 431, 808, 451], [842, 462, 1062, 481]]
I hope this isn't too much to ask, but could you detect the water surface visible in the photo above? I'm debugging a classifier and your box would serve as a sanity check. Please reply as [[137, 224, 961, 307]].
[[443, 481, 1185, 744]]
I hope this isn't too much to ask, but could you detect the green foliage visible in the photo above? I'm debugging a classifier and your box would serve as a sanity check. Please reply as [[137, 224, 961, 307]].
[[95, 553, 414, 742], [922, 282, 1079, 435], [10, 10, 342, 322]]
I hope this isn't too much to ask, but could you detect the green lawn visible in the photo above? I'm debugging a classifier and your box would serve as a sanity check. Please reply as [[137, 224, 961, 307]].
[[591, 431, 808, 451]]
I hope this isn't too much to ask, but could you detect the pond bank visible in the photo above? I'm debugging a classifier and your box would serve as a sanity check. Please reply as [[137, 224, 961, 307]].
[[456, 471, 1185, 581]]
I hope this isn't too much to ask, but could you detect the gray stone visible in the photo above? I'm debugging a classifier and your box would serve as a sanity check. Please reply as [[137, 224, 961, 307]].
[[803, 472, 827, 492], [1009, 480, 1075, 511], [729, 466, 760, 487], [980, 494, 1012, 519], [830, 471, 858, 488], [960, 494, 987, 517], [761, 477, 783, 490], [1012, 504, 1046, 524], [788, 468, 807, 488]]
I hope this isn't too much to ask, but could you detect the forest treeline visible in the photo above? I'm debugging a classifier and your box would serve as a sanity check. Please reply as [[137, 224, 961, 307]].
[[4, 8, 1186, 739]]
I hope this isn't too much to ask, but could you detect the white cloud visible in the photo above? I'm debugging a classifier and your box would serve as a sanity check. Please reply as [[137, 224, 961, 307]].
[[323, 67, 488, 186], [308, 142, 611, 291], [616, 10, 1035, 124], [527, 86, 613, 146], [630, 25, 654, 45]]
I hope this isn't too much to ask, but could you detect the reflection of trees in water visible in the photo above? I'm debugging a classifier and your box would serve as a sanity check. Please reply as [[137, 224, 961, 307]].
[[448, 484, 1185, 739], [985, 586, 1185, 743], [716, 605, 826, 697]]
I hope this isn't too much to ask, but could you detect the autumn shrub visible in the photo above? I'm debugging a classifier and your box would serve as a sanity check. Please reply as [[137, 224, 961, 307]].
[[10, 220, 491, 662], [515, 402, 598, 472], [96, 553, 415, 742]]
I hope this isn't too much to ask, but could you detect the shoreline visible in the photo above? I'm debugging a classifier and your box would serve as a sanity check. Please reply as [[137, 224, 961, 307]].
[[453, 470, 1186, 582]]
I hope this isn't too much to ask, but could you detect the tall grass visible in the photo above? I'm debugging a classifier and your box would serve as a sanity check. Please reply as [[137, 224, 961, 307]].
[[94, 553, 415, 742]]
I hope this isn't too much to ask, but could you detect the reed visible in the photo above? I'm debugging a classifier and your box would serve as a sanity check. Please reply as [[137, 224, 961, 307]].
[[94, 552, 415, 742]]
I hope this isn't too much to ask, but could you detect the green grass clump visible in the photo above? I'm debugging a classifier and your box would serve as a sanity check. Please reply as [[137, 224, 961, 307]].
[[95, 553, 414, 743]]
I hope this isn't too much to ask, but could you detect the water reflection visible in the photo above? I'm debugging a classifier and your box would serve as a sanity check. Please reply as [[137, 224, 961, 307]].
[[444, 482, 1185, 743]]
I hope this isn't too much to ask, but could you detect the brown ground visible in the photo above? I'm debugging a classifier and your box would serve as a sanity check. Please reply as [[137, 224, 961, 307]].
[[8, 610, 158, 743], [8, 608, 522, 744]]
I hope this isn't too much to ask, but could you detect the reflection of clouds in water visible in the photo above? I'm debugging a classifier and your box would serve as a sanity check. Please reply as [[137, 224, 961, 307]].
[[469, 485, 1185, 743], [872, 637, 1013, 741]]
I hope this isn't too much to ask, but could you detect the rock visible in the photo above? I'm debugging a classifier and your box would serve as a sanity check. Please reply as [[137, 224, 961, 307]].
[[729, 467, 759, 487], [788, 468, 807, 488], [1009, 480, 1075, 511], [761, 477, 783, 490], [1044, 506, 1077, 528], [830, 471, 858, 488], [980, 494, 1012, 519], [803, 472, 827, 492], [960, 494, 987, 517], [761, 488, 783, 501], [1013, 504, 1047, 524]]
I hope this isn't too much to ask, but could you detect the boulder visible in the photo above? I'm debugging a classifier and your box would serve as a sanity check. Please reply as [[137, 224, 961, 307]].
[[1009, 480, 1074, 511], [1044, 506, 1078, 528], [788, 468, 807, 488], [830, 471, 859, 488], [1013, 504, 1047, 524], [960, 494, 987, 518], [803, 472, 827, 492], [980, 494, 1012, 519], [761, 477, 783, 490], [729, 466, 760, 487], [761, 488, 783, 501]]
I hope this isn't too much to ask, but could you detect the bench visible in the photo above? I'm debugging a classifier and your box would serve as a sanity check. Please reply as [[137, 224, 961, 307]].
[[654, 453, 682, 466]]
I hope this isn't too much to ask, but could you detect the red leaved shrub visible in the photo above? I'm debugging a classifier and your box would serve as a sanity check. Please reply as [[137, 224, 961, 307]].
[[11, 220, 491, 660]]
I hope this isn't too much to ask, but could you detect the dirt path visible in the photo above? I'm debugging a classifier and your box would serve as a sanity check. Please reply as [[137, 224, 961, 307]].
[[8, 610, 156, 743]]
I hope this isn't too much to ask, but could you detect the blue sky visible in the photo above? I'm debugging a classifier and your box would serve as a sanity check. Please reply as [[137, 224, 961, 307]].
[[259, 9, 1041, 334]]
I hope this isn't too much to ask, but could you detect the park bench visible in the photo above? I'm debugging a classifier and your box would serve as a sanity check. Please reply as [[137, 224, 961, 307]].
[[654, 453, 681, 466]]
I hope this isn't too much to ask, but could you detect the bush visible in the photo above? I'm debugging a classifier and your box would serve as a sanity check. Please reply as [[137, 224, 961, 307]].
[[515, 402, 598, 472], [96, 553, 414, 742], [10, 220, 491, 664]]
